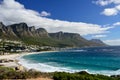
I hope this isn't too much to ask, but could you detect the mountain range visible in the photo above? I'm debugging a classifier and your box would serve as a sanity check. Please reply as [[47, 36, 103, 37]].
[[0, 22, 106, 47]]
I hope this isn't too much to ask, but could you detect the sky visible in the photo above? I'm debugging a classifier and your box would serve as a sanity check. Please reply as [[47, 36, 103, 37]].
[[0, 0, 120, 45]]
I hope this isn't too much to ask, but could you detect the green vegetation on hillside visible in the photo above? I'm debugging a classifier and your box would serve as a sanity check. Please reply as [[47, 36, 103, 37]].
[[21, 37, 75, 47], [53, 72, 120, 80], [0, 22, 106, 48], [0, 67, 119, 80], [0, 67, 52, 79]]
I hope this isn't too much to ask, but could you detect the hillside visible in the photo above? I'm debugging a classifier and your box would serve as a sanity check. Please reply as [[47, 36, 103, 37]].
[[90, 39, 107, 46], [0, 22, 106, 47]]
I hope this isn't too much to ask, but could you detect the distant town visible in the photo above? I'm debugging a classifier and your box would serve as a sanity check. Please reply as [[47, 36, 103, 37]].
[[0, 39, 74, 55]]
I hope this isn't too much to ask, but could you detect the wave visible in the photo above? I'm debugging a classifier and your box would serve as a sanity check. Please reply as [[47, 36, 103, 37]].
[[17, 56, 120, 76], [17, 57, 72, 72], [89, 69, 120, 76], [68, 49, 87, 52]]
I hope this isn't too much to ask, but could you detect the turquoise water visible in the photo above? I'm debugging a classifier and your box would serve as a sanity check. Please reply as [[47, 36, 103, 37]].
[[19, 46, 120, 75]]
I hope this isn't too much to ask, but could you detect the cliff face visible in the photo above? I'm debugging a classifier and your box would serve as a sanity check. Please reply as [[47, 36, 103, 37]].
[[90, 39, 107, 46], [49, 31, 83, 40], [7, 23, 49, 38], [0, 22, 17, 39], [36, 28, 49, 37], [49, 31, 106, 47], [0, 22, 106, 47]]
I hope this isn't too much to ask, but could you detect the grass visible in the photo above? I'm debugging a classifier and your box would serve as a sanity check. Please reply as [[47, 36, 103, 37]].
[[53, 72, 120, 80], [0, 67, 119, 80]]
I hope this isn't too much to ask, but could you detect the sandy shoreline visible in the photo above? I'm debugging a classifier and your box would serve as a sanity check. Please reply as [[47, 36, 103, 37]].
[[0, 51, 55, 80], [0, 51, 56, 59], [0, 51, 56, 71]]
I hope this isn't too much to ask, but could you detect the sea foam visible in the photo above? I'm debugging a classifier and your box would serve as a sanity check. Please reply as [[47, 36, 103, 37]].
[[17, 47, 120, 76], [18, 56, 120, 76]]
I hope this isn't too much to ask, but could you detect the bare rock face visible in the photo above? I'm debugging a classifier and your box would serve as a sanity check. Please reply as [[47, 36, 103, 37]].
[[49, 31, 64, 40], [49, 31, 84, 40], [7, 23, 32, 37], [0, 22, 7, 33], [29, 26, 35, 32], [0, 22, 4, 28], [36, 28, 49, 37], [0, 22, 106, 47], [90, 39, 106, 46], [0, 22, 17, 39], [7, 23, 49, 38]]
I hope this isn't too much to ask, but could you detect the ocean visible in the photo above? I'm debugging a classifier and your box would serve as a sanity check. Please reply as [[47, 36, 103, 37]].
[[18, 46, 120, 76]]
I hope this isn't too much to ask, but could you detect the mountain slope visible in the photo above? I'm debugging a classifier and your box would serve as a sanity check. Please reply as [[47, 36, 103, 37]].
[[90, 39, 107, 46], [0, 22, 106, 47], [49, 31, 106, 47]]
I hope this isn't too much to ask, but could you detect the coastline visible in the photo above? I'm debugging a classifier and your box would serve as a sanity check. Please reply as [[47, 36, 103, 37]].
[[0, 50, 119, 77], [16, 51, 120, 76], [0, 51, 56, 71]]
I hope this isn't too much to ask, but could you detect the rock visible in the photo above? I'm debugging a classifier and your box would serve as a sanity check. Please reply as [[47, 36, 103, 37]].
[[0, 59, 15, 63], [49, 31, 86, 41], [29, 26, 36, 32], [36, 28, 49, 37], [0, 22, 107, 47], [90, 39, 107, 46], [78, 71, 89, 75], [29, 69, 37, 72], [111, 75, 120, 78], [15, 65, 25, 71]]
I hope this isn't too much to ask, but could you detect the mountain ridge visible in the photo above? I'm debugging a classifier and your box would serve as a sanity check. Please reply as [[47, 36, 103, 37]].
[[0, 22, 106, 47]]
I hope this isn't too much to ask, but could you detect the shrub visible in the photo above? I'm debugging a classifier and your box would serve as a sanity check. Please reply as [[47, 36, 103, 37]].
[[53, 72, 119, 80]]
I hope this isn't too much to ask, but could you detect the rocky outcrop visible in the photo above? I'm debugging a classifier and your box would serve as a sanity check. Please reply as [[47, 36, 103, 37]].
[[7, 23, 34, 37], [0, 22, 106, 47], [0, 22, 17, 39], [36, 28, 49, 37], [49, 31, 105, 47], [7, 23, 49, 38], [90, 39, 106, 46], [49, 31, 82, 40]]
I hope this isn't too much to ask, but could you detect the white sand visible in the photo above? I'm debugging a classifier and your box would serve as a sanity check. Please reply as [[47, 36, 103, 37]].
[[0, 51, 56, 69], [0, 52, 42, 59], [0, 52, 40, 68], [0, 54, 20, 59]]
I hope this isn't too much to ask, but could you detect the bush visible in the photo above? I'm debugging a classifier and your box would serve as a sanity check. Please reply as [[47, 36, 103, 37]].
[[0, 67, 51, 79], [0, 67, 119, 80], [53, 72, 119, 80]]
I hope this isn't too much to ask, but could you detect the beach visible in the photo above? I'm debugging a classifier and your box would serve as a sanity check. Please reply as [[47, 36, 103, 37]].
[[0, 49, 120, 76], [15, 48, 120, 76], [0, 51, 54, 80], [0, 52, 41, 71], [0, 51, 56, 71]]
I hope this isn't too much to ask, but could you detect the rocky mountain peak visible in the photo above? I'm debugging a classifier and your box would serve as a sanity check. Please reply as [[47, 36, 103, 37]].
[[36, 28, 47, 32], [8, 22, 29, 31], [49, 32, 82, 40], [36, 28, 49, 37], [0, 22, 5, 28], [0, 22, 106, 47], [57, 31, 64, 34], [29, 26, 35, 32], [90, 39, 106, 46]]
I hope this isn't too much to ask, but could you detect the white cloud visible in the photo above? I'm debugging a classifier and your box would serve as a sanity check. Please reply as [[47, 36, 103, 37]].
[[94, 0, 120, 16], [101, 8, 118, 16], [92, 35, 107, 38], [103, 39, 120, 45], [94, 0, 111, 6], [115, 5, 120, 10], [94, 0, 120, 6], [113, 22, 120, 26], [0, 0, 112, 35], [40, 11, 51, 17], [101, 5, 120, 16]]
